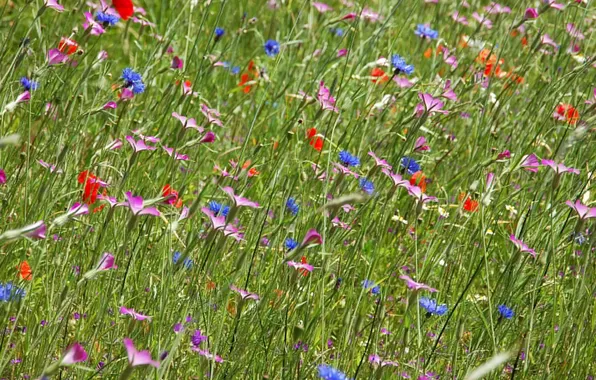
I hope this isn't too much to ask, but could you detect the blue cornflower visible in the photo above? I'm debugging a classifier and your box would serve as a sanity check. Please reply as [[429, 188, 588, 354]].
[[371, 285, 381, 295], [285, 237, 299, 251], [391, 54, 414, 76], [231, 66, 241, 75], [121, 68, 145, 94], [286, 197, 300, 216], [362, 279, 380, 295], [172, 252, 193, 269], [330, 27, 344, 37], [96, 11, 120, 26], [497, 304, 514, 320], [415, 24, 439, 39], [359, 178, 374, 195], [214, 27, 225, 39], [419, 297, 448, 316], [264, 39, 280, 57], [574, 232, 586, 245], [20, 77, 38, 91], [208, 201, 230, 217], [318, 364, 349, 380], [339, 150, 360, 167], [0, 283, 25, 302], [400, 156, 421, 175]]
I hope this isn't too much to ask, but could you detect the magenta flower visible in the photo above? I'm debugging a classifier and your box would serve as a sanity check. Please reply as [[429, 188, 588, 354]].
[[230, 285, 259, 301], [222, 187, 259, 208], [120, 306, 152, 321], [541, 34, 559, 49], [123, 338, 160, 368], [337, 49, 348, 58], [97, 253, 117, 271], [105, 139, 122, 150], [192, 347, 223, 363], [125, 136, 157, 152], [0, 169, 5, 185], [171, 56, 184, 70], [200, 104, 223, 127], [287, 261, 314, 272], [97, 194, 118, 207], [406, 184, 438, 203], [393, 76, 414, 88], [103, 101, 117, 109], [415, 93, 448, 117], [47, 48, 68, 65], [38, 159, 62, 173], [44, 0, 65, 12], [4, 91, 31, 113], [312, 2, 332, 12], [60, 343, 88, 365], [318, 81, 339, 113], [301, 229, 322, 247], [118, 192, 161, 216], [566, 200, 596, 220], [163, 146, 188, 161], [548, 1, 565, 10], [83, 12, 105, 35], [201, 208, 243, 241], [472, 12, 493, 29], [23, 221, 47, 240], [400, 275, 438, 292], [497, 150, 510, 160], [368, 152, 392, 170], [441, 49, 458, 70], [172, 112, 203, 132], [452, 11, 469, 25], [485, 2, 510, 14], [381, 168, 409, 188], [509, 235, 536, 257], [520, 153, 540, 172], [120, 88, 134, 100], [333, 163, 359, 179], [541, 159, 579, 175], [200, 131, 216, 143], [567, 23, 585, 40], [524, 8, 539, 19], [441, 80, 458, 101], [414, 136, 430, 152]]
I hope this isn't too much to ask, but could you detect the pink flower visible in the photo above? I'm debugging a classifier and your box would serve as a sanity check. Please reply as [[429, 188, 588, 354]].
[[441, 80, 458, 101], [497, 150, 510, 160], [301, 229, 322, 247], [23, 221, 47, 240], [163, 146, 189, 161], [3, 91, 31, 113], [381, 168, 409, 188], [520, 153, 539, 172], [222, 187, 260, 208], [287, 261, 314, 272], [566, 200, 596, 220], [400, 275, 438, 292], [567, 23, 585, 40], [125, 136, 157, 152], [200, 104, 223, 127], [509, 235, 536, 257], [118, 192, 161, 217], [341, 12, 357, 21], [97, 253, 117, 271], [524, 8, 539, 19], [405, 184, 438, 203], [201, 208, 244, 241], [452, 11, 469, 25], [0, 169, 5, 185], [105, 139, 123, 150], [200, 131, 216, 143], [485, 2, 510, 14], [312, 2, 333, 12], [103, 101, 117, 109], [120, 306, 152, 321], [541, 34, 559, 49], [192, 347, 224, 362], [230, 285, 259, 301], [414, 136, 430, 152], [171, 56, 184, 69], [472, 12, 493, 29], [83, 11, 105, 35], [172, 112, 203, 132], [45, 0, 65, 12], [361, 8, 381, 22], [38, 159, 63, 173], [394, 76, 414, 88], [331, 217, 351, 230], [415, 93, 448, 117], [368, 151, 392, 170], [123, 338, 160, 368], [47, 48, 68, 65], [541, 159, 579, 175], [585, 88, 596, 105], [318, 82, 339, 113], [60, 343, 88, 365], [337, 49, 348, 58], [547, 1, 565, 10]]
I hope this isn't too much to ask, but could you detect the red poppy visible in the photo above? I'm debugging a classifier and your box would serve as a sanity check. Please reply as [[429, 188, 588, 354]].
[[78, 170, 100, 204], [299, 256, 310, 277], [555, 103, 579, 125], [370, 68, 389, 84], [58, 37, 78, 55], [307, 128, 324, 151], [162, 184, 183, 208], [241, 160, 260, 177], [112, 0, 134, 20], [410, 171, 427, 193], [18, 261, 32, 281], [238, 61, 259, 93]]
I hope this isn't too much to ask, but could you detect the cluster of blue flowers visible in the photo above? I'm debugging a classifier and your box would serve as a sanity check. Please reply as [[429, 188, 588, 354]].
[[419, 297, 448, 316], [121, 68, 145, 94], [361, 279, 380, 295], [208, 201, 230, 217], [286, 197, 300, 216], [415, 24, 439, 39], [498, 304, 514, 319], [172, 252, 193, 270], [318, 364, 350, 380], [401, 156, 421, 175], [96, 11, 120, 26], [285, 237, 299, 251], [0, 282, 25, 302], [339, 151, 360, 167], [391, 54, 414, 76], [359, 178, 374, 195], [20, 77, 38, 91]]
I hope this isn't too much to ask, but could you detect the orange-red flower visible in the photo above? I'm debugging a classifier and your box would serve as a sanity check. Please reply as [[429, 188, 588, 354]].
[[18, 261, 32, 281], [410, 171, 427, 193], [58, 37, 78, 55], [299, 256, 310, 277], [307, 128, 324, 151], [370, 68, 389, 84], [78, 170, 101, 204], [238, 61, 259, 93], [554, 103, 579, 125], [459, 192, 479, 212], [162, 184, 183, 208]]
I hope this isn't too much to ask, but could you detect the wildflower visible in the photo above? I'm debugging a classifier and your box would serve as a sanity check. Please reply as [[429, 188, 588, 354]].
[[566, 200, 596, 220], [208, 201, 230, 217], [172, 252, 193, 269], [339, 151, 360, 167], [406, 184, 438, 204], [553, 103, 579, 124], [191, 329, 208, 347], [524, 8, 539, 19], [214, 27, 225, 39], [301, 229, 323, 247], [0, 283, 26, 302], [541, 159, 579, 175], [162, 184, 182, 207], [60, 343, 88, 365], [410, 171, 427, 193], [163, 146, 188, 161], [368, 151, 392, 170], [472, 12, 493, 29], [509, 235, 537, 257], [0, 169, 5, 185], [419, 297, 448, 316], [370, 67, 389, 83], [391, 54, 414, 75], [359, 178, 374, 195], [238, 60, 259, 93], [122, 338, 160, 368], [96, 253, 117, 271], [497, 304, 514, 319], [113, 0, 134, 20], [83, 12, 105, 35], [415, 24, 438, 39], [286, 197, 300, 216], [193, 348, 223, 363], [414, 136, 430, 152], [264, 40, 280, 57], [285, 237, 299, 251], [307, 128, 324, 151], [459, 194, 479, 212], [221, 187, 260, 209], [287, 260, 314, 273], [382, 169, 409, 188], [318, 364, 349, 380], [125, 136, 157, 152], [96, 11, 119, 25], [400, 275, 438, 292], [172, 112, 203, 132], [415, 93, 448, 117], [58, 37, 78, 55], [18, 261, 32, 281], [400, 157, 420, 175], [20, 77, 38, 91], [230, 285, 259, 301], [171, 56, 184, 70], [118, 192, 161, 216], [201, 207, 243, 241], [120, 306, 151, 321], [452, 11, 468, 25], [3, 91, 30, 113], [200, 104, 223, 127], [318, 81, 339, 113], [520, 153, 540, 172], [312, 2, 333, 12], [44, 0, 64, 12], [121, 68, 145, 94]]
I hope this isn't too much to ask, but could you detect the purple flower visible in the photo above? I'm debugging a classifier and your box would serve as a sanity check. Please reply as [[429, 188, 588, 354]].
[[44, 0, 64, 12], [509, 235, 537, 257], [230, 285, 259, 301], [171, 56, 184, 70], [118, 192, 161, 216], [524, 8, 539, 19], [312, 2, 333, 12], [368, 152, 392, 170], [123, 338, 160, 368], [163, 146, 188, 161], [405, 184, 438, 204], [301, 229, 322, 247], [221, 187, 259, 209], [120, 306, 151, 321], [96, 253, 117, 271], [382, 169, 409, 188], [191, 329, 208, 346], [415, 93, 448, 117], [47, 48, 67, 65], [200, 104, 223, 127], [287, 261, 314, 272], [400, 275, 438, 292], [60, 343, 88, 365], [566, 200, 596, 220], [318, 82, 339, 113], [125, 136, 157, 152], [0, 169, 6, 185], [83, 11, 105, 35], [171, 112, 203, 132], [541, 159, 579, 175], [520, 153, 540, 172], [201, 207, 243, 241]]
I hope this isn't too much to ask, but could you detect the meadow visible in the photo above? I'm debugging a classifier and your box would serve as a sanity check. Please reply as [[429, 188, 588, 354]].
[[0, 0, 595, 378]]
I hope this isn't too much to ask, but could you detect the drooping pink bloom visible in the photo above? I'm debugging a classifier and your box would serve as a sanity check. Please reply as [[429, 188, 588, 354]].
[[47, 48, 68, 65], [405, 184, 438, 203], [125, 136, 157, 152], [200, 131, 216, 143], [509, 235, 536, 257], [441, 80, 458, 101], [118, 192, 161, 216], [415, 93, 448, 117], [192, 347, 224, 362], [163, 146, 189, 161], [524, 8, 539, 19], [123, 338, 160, 368], [381, 168, 409, 188], [566, 200, 596, 220], [520, 153, 539, 172], [414, 136, 430, 152], [452, 11, 469, 25], [200, 104, 223, 127], [400, 275, 438, 292], [38, 159, 63, 173], [221, 187, 259, 208], [83, 12, 105, 35], [230, 285, 259, 301], [566, 23, 585, 40], [4, 91, 31, 113], [45, 0, 65, 12], [541, 34, 559, 49], [485, 2, 510, 14], [472, 12, 493, 29], [172, 112, 203, 132], [96, 253, 117, 271], [541, 159, 579, 175], [318, 82, 339, 113], [368, 152, 392, 170], [24, 221, 47, 240], [585, 88, 596, 105], [312, 2, 332, 12], [105, 139, 123, 150], [103, 101, 117, 109], [60, 343, 88, 365], [301, 229, 322, 247], [171, 56, 184, 70], [287, 261, 314, 272], [120, 306, 152, 321]]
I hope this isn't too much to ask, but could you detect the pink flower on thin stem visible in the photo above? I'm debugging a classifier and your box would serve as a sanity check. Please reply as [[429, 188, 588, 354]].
[[381, 168, 409, 188], [200, 104, 223, 127], [125, 136, 157, 152], [172, 112, 203, 132], [38, 159, 63, 173], [97, 253, 117, 271], [566, 200, 596, 220], [123, 338, 160, 368], [60, 342, 88, 365], [415, 93, 448, 117], [201, 208, 244, 241], [509, 235, 536, 257], [414, 136, 430, 152], [287, 261, 314, 272], [47, 48, 68, 65], [4, 91, 30, 113], [301, 229, 322, 247], [120, 306, 152, 321], [312, 2, 333, 12], [541, 159, 579, 175], [192, 348, 224, 363], [118, 192, 161, 216], [405, 184, 438, 203], [83, 12, 105, 35], [520, 153, 539, 172], [230, 285, 259, 301], [45, 0, 65, 12], [103, 101, 117, 109], [400, 275, 438, 292], [222, 187, 260, 208], [171, 56, 184, 70], [524, 8, 539, 19], [162, 146, 189, 161], [105, 139, 123, 150], [318, 82, 339, 113], [368, 152, 392, 170], [0, 169, 6, 185]]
